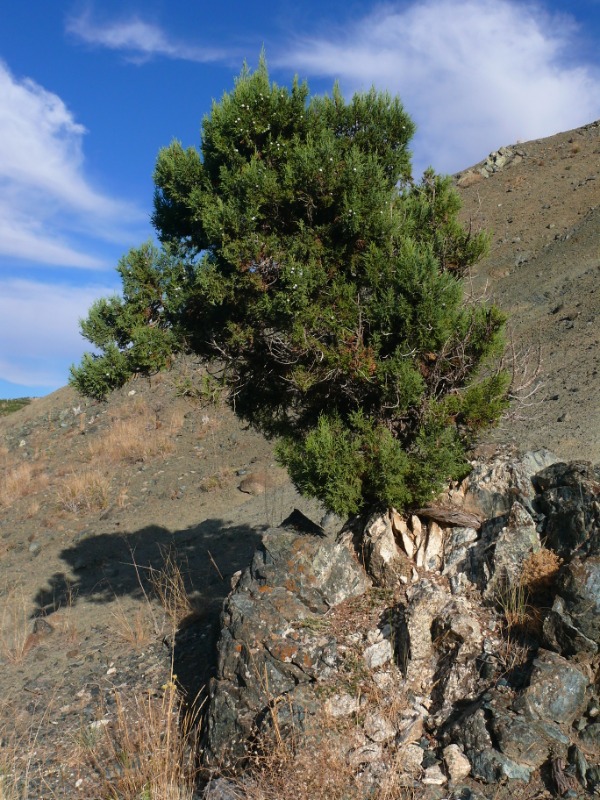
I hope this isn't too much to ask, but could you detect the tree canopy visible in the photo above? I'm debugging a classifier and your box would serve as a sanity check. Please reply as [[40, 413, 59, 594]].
[[71, 56, 508, 516]]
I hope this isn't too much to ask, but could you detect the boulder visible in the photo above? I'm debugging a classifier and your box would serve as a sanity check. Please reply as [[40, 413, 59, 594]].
[[203, 523, 370, 766], [544, 556, 600, 655]]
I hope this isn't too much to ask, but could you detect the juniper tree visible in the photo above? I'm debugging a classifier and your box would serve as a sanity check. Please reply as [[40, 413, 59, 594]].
[[71, 56, 508, 515]]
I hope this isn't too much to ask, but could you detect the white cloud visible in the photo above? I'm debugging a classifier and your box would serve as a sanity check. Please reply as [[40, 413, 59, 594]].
[[67, 9, 229, 63], [0, 278, 116, 389], [0, 60, 142, 267], [277, 0, 600, 174]]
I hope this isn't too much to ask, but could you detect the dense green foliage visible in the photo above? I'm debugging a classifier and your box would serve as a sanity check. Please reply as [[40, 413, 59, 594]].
[[71, 56, 508, 514]]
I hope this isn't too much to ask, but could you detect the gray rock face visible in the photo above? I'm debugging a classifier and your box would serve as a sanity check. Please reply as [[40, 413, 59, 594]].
[[544, 556, 600, 655], [484, 501, 540, 599], [533, 461, 600, 556], [203, 523, 370, 767], [517, 650, 589, 726], [199, 451, 600, 793]]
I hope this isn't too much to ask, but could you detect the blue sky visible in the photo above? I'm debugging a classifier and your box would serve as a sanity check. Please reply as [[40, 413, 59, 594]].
[[1, 0, 599, 399]]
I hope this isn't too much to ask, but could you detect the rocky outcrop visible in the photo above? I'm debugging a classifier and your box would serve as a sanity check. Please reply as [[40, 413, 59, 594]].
[[203, 515, 370, 768], [202, 449, 600, 797]]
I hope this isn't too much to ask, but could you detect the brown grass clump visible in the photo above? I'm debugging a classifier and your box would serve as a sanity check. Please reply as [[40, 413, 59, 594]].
[[520, 547, 562, 599], [110, 598, 158, 649], [56, 469, 111, 513], [0, 586, 30, 665], [79, 677, 199, 800], [0, 457, 49, 509], [87, 415, 175, 464], [148, 548, 198, 629]]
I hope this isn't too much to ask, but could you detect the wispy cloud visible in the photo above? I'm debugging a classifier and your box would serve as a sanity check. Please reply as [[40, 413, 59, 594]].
[[0, 60, 142, 268], [67, 9, 230, 63], [0, 278, 116, 389], [276, 0, 600, 174]]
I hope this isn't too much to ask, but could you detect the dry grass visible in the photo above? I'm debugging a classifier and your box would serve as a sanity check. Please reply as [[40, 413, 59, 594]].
[[56, 469, 111, 513], [0, 457, 49, 510], [148, 548, 198, 629], [520, 547, 562, 599], [79, 676, 200, 800], [87, 415, 175, 464], [110, 598, 158, 649], [236, 704, 418, 800], [0, 586, 30, 665]]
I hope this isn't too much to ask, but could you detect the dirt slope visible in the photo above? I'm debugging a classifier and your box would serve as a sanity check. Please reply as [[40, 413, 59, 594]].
[[455, 119, 600, 462], [0, 119, 598, 797]]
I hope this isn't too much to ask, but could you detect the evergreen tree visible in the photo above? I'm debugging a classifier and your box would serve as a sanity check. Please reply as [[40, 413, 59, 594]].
[[71, 56, 508, 515]]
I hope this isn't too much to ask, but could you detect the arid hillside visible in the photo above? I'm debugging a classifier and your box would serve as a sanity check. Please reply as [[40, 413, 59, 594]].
[[456, 119, 600, 462], [0, 120, 598, 799]]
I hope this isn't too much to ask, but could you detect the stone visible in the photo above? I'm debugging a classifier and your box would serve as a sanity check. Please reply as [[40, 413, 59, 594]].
[[347, 743, 382, 767], [397, 743, 424, 774], [469, 748, 532, 783], [203, 525, 370, 766], [202, 777, 242, 800], [422, 764, 447, 785], [443, 744, 471, 781], [484, 501, 540, 598], [553, 556, 600, 647], [424, 521, 444, 571], [32, 618, 53, 636], [533, 461, 600, 557], [362, 511, 409, 586], [363, 638, 393, 670], [325, 693, 360, 718], [396, 580, 449, 685], [490, 711, 554, 768], [443, 527, 478, 577], [516, 649, 588, 726], [461, 449, 559, 519], [364, 711, 396, 743]]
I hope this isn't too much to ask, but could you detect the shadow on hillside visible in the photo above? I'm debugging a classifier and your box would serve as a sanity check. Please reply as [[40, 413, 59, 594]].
[[32, 517, 265, 703]]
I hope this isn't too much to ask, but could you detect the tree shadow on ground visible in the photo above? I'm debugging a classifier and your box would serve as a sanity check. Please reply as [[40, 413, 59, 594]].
[[31, 517, 265, 705]]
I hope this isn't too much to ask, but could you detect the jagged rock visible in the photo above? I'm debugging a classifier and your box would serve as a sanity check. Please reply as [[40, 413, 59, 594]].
[[484, 501, 540, 598], [515, 649, 589, 725], [422, 764, 447, 785], [362, 510, 410, 586], [397, 743, 425, 774], [544, 556, 600, 655], [443, 526, 479, 577], [424, 521, 445, 571], [533, 461, 600, 557], [364, 711, 396, 743], [469, 748, 532, 783], [490, 710, 558, 768], [203, 524, 370, 766], [396, 580, 449, 686], [363, 638, 393, 669], [443, 744, 471, 781], [460, 449, 559, 519]]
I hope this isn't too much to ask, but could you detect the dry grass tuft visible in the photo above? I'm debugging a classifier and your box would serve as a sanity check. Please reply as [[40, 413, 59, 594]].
[[56, 469, 111, 513], [0, 457, 49, 510], [520, 547, 562, 598], [148, 548, 198, 628], [88, 415, 175, 464], [79, 677, 200, 800], [0, 586, 30, 665], [237, 705, 417, 800], [110, 597, 157, 649]]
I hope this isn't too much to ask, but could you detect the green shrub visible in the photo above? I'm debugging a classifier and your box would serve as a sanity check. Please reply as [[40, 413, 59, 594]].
[[72, 55, 508, 514]]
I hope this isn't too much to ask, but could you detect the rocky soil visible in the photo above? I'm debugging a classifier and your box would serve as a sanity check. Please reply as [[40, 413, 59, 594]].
[[0, 120, 598, 799], [456, 120, 600, 463]]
